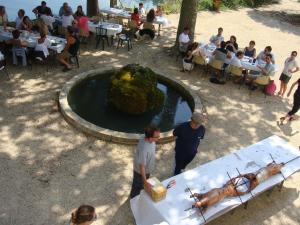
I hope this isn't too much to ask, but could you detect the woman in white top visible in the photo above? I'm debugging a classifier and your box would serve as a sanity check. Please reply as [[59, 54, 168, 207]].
[[0, 6, 8, 30], [278, 51, 299, 97], [15, 9, 25, 30], [179, 27, 191, 53], [34, 32, 51, 60], [62, 8, 74, 36]]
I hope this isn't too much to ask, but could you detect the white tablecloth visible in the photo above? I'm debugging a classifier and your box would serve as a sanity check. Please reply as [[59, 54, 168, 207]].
[[88, 22, 122, 36], [100, 7, 170, 26], [130, 135, 300, 225], [0, 29, 65, 53]]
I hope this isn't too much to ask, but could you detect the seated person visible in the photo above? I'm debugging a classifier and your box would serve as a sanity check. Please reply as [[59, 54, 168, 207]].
[[62, 9, 75, 36], [34, 31, 51, 60], [155, 5, 163, 16], [33, 18, 49, 35], [22, 16, 33, 31], [5, 29, 27, 47], [209, 27, 224, 47], [248, 54, 275, 90], [74, 8, 89, 41], [244, 40, 256, 58], [179, 27, 191, 53], [59, 2, 73, 17], [191, 162, 283, 211], [225, 35, 238, 53], [0, 6, 8, 30], [146, 9, 155, 23], [212, 41, 228, 62], [32, 1, 53, 17], [257, 46, 275, 64], [57, 26, 79, 72], [230, 51, 244, 68], [15, 9, 25, 30], [182, 42, 199, 72], [138, 3, 146, 17], [131, 8, 142, 27], [40, 11, 55, 33]]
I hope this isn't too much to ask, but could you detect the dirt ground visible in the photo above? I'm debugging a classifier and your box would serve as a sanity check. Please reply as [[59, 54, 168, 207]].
[[0, 0, 300, 225]]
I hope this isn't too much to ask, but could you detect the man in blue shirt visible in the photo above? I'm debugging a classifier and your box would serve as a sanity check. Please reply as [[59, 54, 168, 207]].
[[173, 112, 206, 175]]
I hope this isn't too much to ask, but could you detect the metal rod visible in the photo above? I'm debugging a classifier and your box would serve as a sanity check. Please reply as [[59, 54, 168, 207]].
[[269, 154, 286, 180], [236, 168, 254, 199], [186, 186, 206, 223], [283, 155, 300, 165], [226, 172, 244, 205]]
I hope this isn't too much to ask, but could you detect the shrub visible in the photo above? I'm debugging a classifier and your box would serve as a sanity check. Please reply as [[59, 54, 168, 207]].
[[108, 64, 164, 115]]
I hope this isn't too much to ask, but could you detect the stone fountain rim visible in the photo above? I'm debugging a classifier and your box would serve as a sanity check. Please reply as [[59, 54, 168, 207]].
[[59, 67, 202, 145]]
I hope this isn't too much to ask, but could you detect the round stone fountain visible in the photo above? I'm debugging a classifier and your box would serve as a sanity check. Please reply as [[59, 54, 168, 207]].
[[59, 66, 202, 144]]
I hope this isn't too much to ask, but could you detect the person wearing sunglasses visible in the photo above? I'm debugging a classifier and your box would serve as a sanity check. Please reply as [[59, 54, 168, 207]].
[[70, 205, 97, 225], [278, 51, 299, 97]]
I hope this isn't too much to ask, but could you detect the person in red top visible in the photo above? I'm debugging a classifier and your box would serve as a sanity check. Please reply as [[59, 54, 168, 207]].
[[74, 6, 89, 40], [131, 8, 141, 27]]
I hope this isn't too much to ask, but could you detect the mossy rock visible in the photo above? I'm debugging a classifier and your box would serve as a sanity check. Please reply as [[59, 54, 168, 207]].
[[108, 64, 164, 115]]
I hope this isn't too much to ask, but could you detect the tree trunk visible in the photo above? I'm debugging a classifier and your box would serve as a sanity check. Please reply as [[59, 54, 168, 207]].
[[87, 0, 99, 17], [110, 0, 118, 7], [175, 0, 198, 47]]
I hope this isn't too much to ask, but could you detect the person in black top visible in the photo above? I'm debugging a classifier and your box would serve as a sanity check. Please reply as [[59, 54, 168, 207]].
[[280, 79, 300, 124], [173, 112, 206, 175], [146, 9, 155, 23], [32, 1, 53, 17], [225, 35, 238, 53]]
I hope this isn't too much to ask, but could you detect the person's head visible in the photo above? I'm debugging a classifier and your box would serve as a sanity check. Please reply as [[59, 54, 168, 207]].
[[217, 27, 223, 35], [12, 29, 20, 39], [40, 31, 46, 39], [249, 40, 255, 48], [236, 51, 244, 59], [190, 112, 203, 129], [147, 9, 155, 22], [291, 51, 297, 59], [63, 2, 68, 8], [220, 41, 226, 49], [230, 35, 236, 43], [183, 27, 190, 35], [0, 6, 6, 15], [133, 8, 138, 14], [18, 9, 25, 18], [139, 3, 144, 9], [64, 8, 71, 16], [41, 1, 47, 7], [157, 5, 161, 11], [265, 53, 272, 64], [70, 205, 97, 225], [144, 125, 160, 142], [264, 46, 272, 53], [77, 5, 83, 13]]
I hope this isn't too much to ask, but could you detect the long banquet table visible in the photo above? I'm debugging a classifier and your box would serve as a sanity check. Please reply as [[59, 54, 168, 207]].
[[130, 135, 300, 225], [0, 27, 65, 53]]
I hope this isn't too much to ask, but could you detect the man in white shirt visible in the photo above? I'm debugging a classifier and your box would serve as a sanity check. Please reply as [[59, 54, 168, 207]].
[[278, 51, 299, 97], [41, 12, 55, 31], [209, 27, 224, 47], [257, 46, 275, 64], [179, 27, 191, 53], [230, 51, 244, 68], [138, 3, 146, 16], [15, 9, 25, 30]]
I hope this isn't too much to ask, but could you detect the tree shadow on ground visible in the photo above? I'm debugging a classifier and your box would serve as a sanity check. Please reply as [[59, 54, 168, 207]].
[[247, 9, 300, 36], [0, 22, 299, 225]]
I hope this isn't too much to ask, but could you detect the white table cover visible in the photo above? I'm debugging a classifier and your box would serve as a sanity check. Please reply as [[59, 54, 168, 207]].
[[100, 7, 170, 26], [88, 22, 122, 36], [130, 135, 300, 225], [0, 29, 65, 53]]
